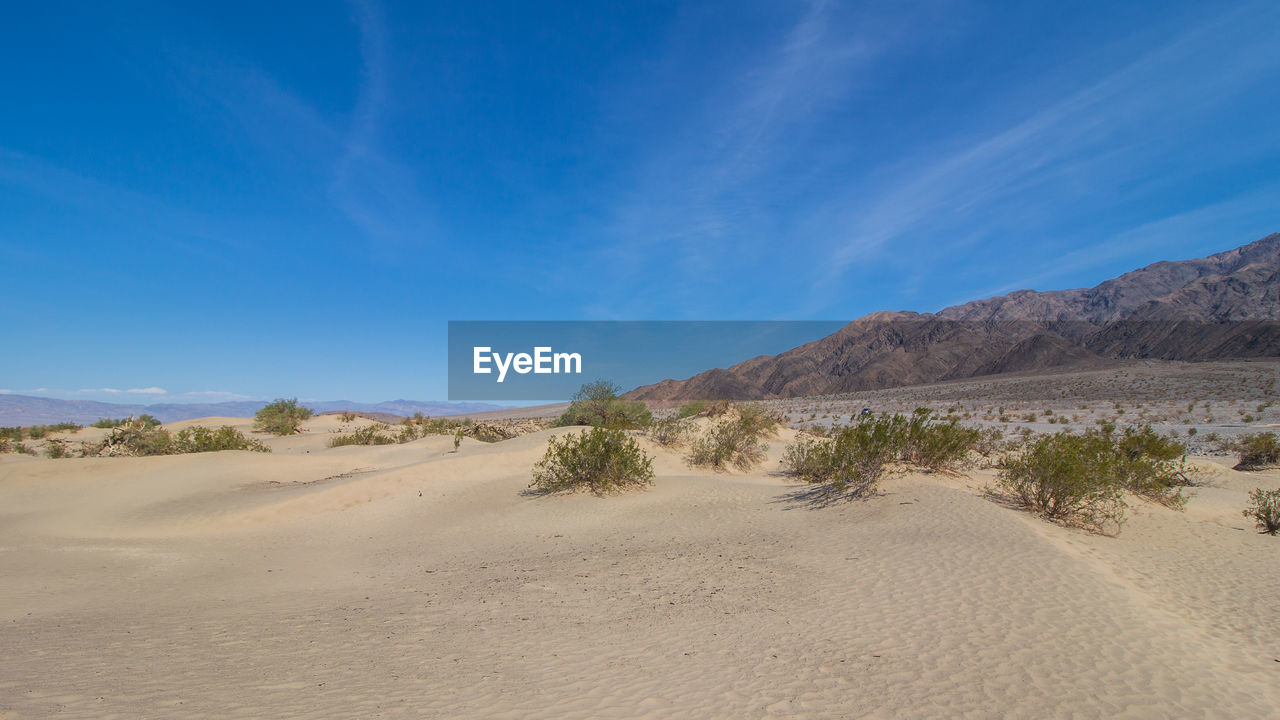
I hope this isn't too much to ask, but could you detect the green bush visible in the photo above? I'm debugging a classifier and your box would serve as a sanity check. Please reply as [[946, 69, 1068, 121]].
[[901, 409, 981, 472], [403, 414, 473, 436], [687, 404, 779, 470], [91, 421, 177, 456], [92, 414, 160, 429], [997, 432, 1127, 531], [647, 416, 693, 447], [781, 411, 982, 495], [44, 440, 72, 458], [974, 427, 1006, 457], [26, 423, 81, 439], [1112, 425, 1192, 508], [254, 398, 314, 435], [173, 426, 268, 453], [339, 411, 357, 422], [329, 424, 397, 447], [555, 380, 652, 429], [88, 419, 268, 456], [1243, 488, 1280, 535], [782, 417, 902, 497], [530, 427, 654, 494], [1233, 432, 1279, 470], [675, 400, 708, 419]]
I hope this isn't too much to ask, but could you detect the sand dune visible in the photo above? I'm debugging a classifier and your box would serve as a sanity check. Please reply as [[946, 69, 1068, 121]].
[[1, 420, 1277, 718]]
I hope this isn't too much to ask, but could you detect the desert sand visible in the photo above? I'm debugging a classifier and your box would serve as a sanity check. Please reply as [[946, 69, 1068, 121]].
[[2, 412, 1278, 719]]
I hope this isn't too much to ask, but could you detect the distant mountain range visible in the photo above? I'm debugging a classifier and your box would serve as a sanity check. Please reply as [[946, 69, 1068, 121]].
[[0, 396, 502, 427], [628, 233, 1280, 403]]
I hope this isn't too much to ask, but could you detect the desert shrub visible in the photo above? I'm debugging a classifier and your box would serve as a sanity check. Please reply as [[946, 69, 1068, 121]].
[[471, 423, 516, 442], [329, 424, 397, 447], [0, 427, 23, 442], [530, 427, 654, 494], [703, 399, 733, 417], [91, 421, 176, 456], [997, 432, 1127, 531], [783, 410, 980, 489], [647, 416, 693, 447], [92, 414, 160, 430], [555, 380, 652, 429], [735, 403, 781, 434], [1243, 488, 1280, 535], [87, 419, 268, 456], [44, 440, 71, 458], [782, 417, 903, 497], [20, 422, 82, 440], [1233, 432, 1279, 470], [173, 426, 268, 453], [254, 398, 314, 435], [901, 409, 980, 472], [687, 405, 779, 470], [404, 414, 472, 435], [1111, 425, 1192, 508], [675, 400, 708, 419], [973, 427, 1006, 457], [339, 411, 356, 423]]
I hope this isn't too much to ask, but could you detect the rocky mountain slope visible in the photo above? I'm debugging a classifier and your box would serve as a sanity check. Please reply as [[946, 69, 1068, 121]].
[[628, 234, 1280, 403]]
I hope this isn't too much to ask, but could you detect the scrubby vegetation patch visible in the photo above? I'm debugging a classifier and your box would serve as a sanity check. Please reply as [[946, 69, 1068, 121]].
[[994, 425, 1194, 531], [1243, 488, 1280, 535], [254, 398, 314, 436], [1232, 432, 1279, 470], [530, 427, 654, 494], [782, 410, 982, 499], [555, 380, 652, 429], [687, 403, 780, 470], [87, 419, 268, 456]]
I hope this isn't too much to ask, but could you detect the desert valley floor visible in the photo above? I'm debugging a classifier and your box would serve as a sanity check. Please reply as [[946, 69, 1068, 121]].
[[2, 362, 1279, 719]]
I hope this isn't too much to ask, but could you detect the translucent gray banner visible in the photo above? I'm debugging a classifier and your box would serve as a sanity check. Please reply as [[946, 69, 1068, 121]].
[[447, 321, 846, 401]]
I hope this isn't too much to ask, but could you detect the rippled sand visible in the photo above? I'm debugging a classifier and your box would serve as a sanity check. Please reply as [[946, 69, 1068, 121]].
[[2, 414, 1277, 718]]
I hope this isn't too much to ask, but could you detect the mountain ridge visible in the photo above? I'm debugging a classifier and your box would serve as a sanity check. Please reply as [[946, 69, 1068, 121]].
[[627, 234, 1280, 403]]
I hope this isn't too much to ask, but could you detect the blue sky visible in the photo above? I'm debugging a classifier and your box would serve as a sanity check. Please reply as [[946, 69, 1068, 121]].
[[2, 0, 1279, 403]]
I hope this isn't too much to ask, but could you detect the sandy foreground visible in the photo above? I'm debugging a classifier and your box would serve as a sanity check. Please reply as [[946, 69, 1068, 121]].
[[1, 414, 1278, 719]]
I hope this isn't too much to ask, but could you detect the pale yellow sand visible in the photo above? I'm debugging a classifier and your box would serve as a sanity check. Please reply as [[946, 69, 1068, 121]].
[[1, 422, 1277, 719]]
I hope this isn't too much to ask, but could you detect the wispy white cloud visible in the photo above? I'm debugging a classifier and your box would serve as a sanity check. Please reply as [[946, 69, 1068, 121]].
[[586, 0, 918, 317], [139, 0, 438, 255], [326, 0, 438, 251], [965, 183, 1280, 302], [2, 387, 261, 403], [810, 1, 1280, 300]]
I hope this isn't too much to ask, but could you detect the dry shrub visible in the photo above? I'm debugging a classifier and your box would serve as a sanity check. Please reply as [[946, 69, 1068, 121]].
[[531, 428, 654, 494], [687, 403, 780, 470]]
